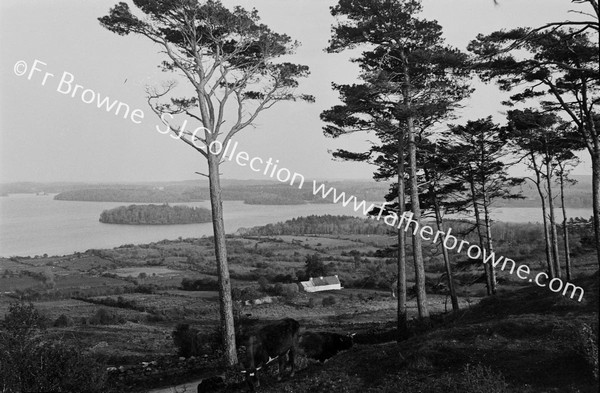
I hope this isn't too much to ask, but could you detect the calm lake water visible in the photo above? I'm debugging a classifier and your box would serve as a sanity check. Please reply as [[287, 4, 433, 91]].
[[0, 194, 593, 258]]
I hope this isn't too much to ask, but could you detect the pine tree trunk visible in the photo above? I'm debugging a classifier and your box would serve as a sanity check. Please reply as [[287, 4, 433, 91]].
[[397, 130, 408, 340], [482, 191, 497, 294], [432, 196, 459, 311], [592, 148, 600, 268], [401, 52, 429, 320], [531, 153, 555, 278], [207, 153, 238, 366], [545, 155, 561, 278], [478, 132, 497, 294], [559, 170, 572, 280], [407, 115, 429, 320], [469, 177, 492, 295]]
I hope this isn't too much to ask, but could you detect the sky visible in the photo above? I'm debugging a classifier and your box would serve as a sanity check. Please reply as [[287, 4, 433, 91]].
[[0, 0, 593, 184]]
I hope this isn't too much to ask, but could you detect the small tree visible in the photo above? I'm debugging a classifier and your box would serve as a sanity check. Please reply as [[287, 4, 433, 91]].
[[172, 323, 202, 358], [304, 253, 329, 278]]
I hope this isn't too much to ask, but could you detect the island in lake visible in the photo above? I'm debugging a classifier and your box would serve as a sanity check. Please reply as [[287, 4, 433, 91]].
[[99, 204, 212, 225]]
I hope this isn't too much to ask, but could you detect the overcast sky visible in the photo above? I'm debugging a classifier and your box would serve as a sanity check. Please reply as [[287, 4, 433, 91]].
[[0, 0, 592, 184]]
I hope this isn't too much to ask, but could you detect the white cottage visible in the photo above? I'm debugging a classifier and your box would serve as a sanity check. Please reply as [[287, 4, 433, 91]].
[[300, 275, 342, 292]]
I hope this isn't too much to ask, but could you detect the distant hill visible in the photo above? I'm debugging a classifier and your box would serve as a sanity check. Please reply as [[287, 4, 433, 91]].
[[1, 175, 592, 208], [56, 188, 202, 203], [493, 176, 592, 208]]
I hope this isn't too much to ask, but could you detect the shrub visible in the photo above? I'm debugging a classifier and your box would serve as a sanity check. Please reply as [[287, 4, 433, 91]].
[[282, 284, 299, 302], [181, 277, 219, 291], [145, 313, 167, 323], [257, 276, 269, 291], [322, 296, 337, 307], [574, 322, 599, 381], [54, 314, 74, 328], [239, 287, 263, 301], [231, 287, 242, 300], [305, 253, 329, 278], [172, 323, 203, 358], [2, 302, 46, 337], [449, 363, 509, 393], [308, 298, 317, 308], [272, 283, 284, 295], [134, 283, 158, 294], [88, 308, 124, 325]]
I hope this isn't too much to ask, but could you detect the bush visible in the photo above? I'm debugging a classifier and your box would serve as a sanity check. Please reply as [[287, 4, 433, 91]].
[[54, 314, 74, 327], [238, 287, 263, 301], [181, 277, 219, 291], [305, 253, 329, 278], [2, 302, 46, 337], [447, 363, 509, 393], [146, 313, 168, 323], [172, 324, 203, 358], [134, 284, 158, 294], [322, 296, 337, 307], [88, 308, 124, 325], [257, 276, 269, 291], [281, 284, 299, 302], [308, 298, 317, 308], [272, 283, 284, 295], [231, 287, 242, 300], [574, 322, 599, 381]]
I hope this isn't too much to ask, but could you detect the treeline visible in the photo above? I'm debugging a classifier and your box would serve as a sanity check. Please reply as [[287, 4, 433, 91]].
[[99, 204, 212, 225], [51, 182, 391, 205], [238, 215, 391, 236], [243, 193, 306, 205], [47, 179, 592, 207], [56, 188, 200, 203]]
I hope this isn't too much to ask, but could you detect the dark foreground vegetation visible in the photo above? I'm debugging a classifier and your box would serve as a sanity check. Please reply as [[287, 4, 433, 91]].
[[0, 303, 106, 393], [99, 204, 212, 225]]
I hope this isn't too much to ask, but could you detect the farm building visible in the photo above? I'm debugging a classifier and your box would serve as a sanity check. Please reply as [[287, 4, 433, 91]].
[[300, 275, 342, 292]]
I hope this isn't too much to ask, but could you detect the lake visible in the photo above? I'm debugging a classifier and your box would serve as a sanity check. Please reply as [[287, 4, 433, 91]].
[[0, 194, 593, 258]]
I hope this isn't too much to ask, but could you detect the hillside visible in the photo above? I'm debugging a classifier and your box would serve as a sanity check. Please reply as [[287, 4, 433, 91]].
[[251, 272, 599, 393]]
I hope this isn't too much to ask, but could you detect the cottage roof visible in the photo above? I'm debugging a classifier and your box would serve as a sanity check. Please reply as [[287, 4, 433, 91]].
[[310, 275, 340, 286]]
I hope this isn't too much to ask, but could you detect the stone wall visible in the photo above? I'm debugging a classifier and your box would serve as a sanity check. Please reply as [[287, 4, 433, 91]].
[[107, 355, 220, 390]]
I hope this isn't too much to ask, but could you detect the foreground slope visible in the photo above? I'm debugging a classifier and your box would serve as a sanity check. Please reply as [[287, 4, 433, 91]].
[[256, 272, 599, 393]]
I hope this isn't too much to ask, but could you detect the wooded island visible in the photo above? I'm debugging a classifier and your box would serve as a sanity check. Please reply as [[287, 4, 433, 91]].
[[99, 204, 212, 225]]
